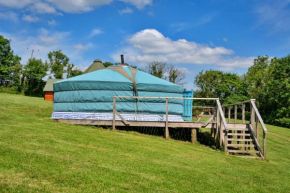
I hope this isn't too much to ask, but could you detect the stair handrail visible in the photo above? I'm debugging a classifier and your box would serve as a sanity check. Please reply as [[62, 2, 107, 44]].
[[250, 99, 267, 133], [216, 99, 229, 150], [250, 99, 267, 159]]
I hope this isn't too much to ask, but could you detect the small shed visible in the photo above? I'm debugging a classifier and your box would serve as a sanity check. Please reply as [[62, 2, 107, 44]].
[[43, 79, 61, 101], [84, 59, 105, 73]]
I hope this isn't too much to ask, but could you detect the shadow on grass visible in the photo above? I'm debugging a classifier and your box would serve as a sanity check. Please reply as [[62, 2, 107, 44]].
[[110, 126, 217, 149]]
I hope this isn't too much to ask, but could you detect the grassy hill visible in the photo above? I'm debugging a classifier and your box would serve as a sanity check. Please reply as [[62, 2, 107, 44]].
[[0, 93, 290, 192]]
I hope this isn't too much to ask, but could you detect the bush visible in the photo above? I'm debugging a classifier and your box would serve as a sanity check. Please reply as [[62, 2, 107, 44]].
[[275, 118, 290, 128]]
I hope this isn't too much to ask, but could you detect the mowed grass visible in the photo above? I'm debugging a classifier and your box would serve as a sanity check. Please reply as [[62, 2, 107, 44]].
[[0, 93, 290, 192]]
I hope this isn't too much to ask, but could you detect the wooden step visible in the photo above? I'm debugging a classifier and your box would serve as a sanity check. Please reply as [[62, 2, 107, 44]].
[[227, 133, 251, 136], [228, 150, 260, 154], [227, 139, 253, 142], [227, 144, 256, 148], [227, 128, 249, 131]]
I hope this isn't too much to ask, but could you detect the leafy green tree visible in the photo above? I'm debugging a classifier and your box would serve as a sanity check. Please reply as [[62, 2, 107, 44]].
[[0, 34, 21, 86], [194, 70, 248, 104], [48, 50, 69, 79], [244, 56, 271, 106], [262, 56, 290, 126], [67, 63, 83, 78], [103, 62, 114, 67], [23, 58, 48, 96]]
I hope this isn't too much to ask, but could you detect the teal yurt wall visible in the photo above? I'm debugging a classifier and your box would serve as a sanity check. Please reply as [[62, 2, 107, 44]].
[[53, 66, 184, 115]]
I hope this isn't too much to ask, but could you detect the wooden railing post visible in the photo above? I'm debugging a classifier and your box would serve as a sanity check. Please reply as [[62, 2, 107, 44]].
[[250, 99, 256, 135], [256, 116, 259, 141], [242, 103, 245, 124], [263, 131, 266, 159], [228, 106, 231, 123], [165, 98, 169, 140], [112, 97, 116, 131], [234, 105, 237, 124], [216, 106, 220, 143]]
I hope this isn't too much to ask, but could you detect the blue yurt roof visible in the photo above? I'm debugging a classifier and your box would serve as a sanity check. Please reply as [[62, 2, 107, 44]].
[[54, 66, 183, 93]]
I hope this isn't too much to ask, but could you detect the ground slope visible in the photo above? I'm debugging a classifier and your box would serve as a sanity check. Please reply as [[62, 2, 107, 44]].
[[0, 93, 289, 192]]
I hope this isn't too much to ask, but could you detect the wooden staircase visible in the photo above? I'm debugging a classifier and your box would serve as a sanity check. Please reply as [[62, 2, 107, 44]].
[[226, 124, 263, 158], [216, 99, 267, 159]]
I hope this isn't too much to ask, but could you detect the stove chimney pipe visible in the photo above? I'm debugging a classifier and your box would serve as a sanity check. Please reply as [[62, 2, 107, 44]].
[[121, 55, 124, 65]]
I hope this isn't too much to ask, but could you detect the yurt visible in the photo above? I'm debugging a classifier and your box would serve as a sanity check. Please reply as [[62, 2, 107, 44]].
[[51, 65, 186, 122]]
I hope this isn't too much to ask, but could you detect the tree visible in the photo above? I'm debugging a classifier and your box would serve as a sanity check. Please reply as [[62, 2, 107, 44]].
[[143, 61, 167, 78], [244, 56, 271, 106], [103, 62, 114, 67], [168, 65, 185, 86], [67, 63, 83, 78], [0, 34, 21, 86], [23, 58, 48, 96], [194, 70, 248, 104], [262, 56, 290, 126], [48, 50, 69, 79]]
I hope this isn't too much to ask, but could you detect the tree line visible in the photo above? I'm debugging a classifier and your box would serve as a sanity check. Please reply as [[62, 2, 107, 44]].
[[0, 35, 82, 96], [194, 56, 290, 128]]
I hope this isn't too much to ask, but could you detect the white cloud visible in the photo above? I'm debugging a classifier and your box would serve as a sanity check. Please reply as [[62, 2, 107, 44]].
[[0, 11, 18, 22], [118, 7, 133, 14], [46, 0, 113, 13], [74, 43, 93, 50], [119, 0, 152, 9], [112, 29, 254, 70], [89, 28, 103, 38], [22, 15, 40, 22], [0, 0, 152, 14], [222, 38, 228, 42], [29, 2, 60, 14], [0, 0, 34, 9], [47, 19, 57, 26]]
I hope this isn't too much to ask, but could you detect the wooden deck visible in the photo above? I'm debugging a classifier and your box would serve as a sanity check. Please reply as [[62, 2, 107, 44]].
[[56, 119, 247, 129]]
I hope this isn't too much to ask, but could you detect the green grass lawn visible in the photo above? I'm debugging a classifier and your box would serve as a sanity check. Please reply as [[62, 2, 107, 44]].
[[0, 93, 290, 192]]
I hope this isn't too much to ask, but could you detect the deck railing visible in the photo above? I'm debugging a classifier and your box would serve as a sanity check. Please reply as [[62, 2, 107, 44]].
[[222, 99, 267, 159], [112, 96, 229, 147]]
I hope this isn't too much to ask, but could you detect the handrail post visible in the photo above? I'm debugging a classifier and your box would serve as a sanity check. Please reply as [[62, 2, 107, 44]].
[[234, 105, 237, 124], [216, 106, 220, 142], [242, 103, 245, 124], [250, 99, 256, 135], [228, 106, 231, 123], [263, 131, 266, 159], [256, 115, 259, 141], [112, 97, 116, 131], [165, 98, 169, 140]]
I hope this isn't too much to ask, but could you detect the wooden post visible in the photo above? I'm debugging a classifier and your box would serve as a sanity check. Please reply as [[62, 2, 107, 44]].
[[191, 128, 197, 144], [222, 107, 225, 115], [165, 98, 169, 140], [242, 103, 245, 124], [256, 116, 259, 141], [250, 100, 256, 135], [112, 97, 116, 131], [263, 131, 266, 159], [224, 128, 228, 153], [220, 117, 224, 147], [234, 105, 237, 124], [228, 106, 231, 123], [216, 107, 220, 140]]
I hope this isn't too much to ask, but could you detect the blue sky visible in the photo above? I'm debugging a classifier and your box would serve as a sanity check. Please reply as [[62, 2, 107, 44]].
[[0, 0, 290, 89]]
